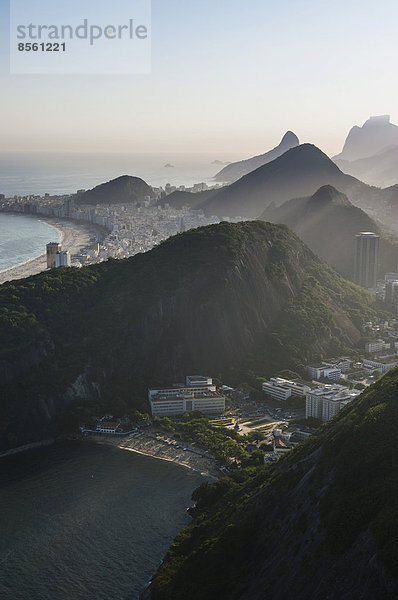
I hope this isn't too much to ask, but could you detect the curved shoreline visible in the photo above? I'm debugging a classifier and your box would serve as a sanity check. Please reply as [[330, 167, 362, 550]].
[[0, 216, 105, 285], [0, 218, 64, 279], [0, 432, 221, 480], [87, 432, 222, 480]]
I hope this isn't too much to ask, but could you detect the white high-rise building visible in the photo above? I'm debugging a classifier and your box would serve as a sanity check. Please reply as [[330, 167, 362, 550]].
[[305, 385, 360, 422]]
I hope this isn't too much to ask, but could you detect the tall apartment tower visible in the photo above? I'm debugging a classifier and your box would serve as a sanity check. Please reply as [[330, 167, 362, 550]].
[[354, 232, 380, 289], [385, 280, 398, 311], [46, 242, 62, 269], [56, 251, 71, 268]]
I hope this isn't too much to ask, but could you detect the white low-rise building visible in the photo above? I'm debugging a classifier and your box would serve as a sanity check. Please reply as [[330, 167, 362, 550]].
[[96, 419, 121, 433], [262, 377, 311, 401], [365, 339, 390, 354], [307, 363, 341, 381], [262, 378, 292, 402], [305, 385, 360, 422], [363, 357, 398, 374], [149, 376, 225, 417]]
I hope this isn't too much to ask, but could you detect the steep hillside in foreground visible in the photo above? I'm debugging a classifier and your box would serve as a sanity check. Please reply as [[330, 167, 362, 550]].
[[75, 175, 154, 205], [0, 222, 375, 451], [200, 144, 380, 219], [149, 368, 398, 600], [262, 185, 398, 279], [214, 131, 300, 183]]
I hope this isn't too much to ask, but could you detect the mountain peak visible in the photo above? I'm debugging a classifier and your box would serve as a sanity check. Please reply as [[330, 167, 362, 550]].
[[202, 143, 358, 219], [365, 114, 391, 126], [76, 175, 153, 205], [273, 143, 340, 168], [214, 130, 300, 183], [308, 185, 351, 207], [336, 114, 398, 161], [281, 130, 300, 145]]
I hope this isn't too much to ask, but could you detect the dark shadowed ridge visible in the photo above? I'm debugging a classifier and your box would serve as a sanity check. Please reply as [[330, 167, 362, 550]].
[[261, 184, 398, 279], [156, 189, 216, 210], [200, 144, 372, 218]]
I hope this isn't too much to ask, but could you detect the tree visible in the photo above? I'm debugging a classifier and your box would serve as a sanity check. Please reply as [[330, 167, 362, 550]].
[[354, 383, 366, 390]]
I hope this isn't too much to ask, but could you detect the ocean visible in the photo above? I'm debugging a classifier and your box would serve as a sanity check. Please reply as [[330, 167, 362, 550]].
[[0, 151, 241, 197], [0, 213, 62, 274], [0, 150, 241, 273], [0, 442, 205, 600]]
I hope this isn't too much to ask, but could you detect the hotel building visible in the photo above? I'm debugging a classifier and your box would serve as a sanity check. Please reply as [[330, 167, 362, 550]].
[[149, 376, 225, 417]]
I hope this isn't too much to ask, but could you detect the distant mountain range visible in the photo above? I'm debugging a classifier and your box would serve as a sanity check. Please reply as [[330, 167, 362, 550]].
[[214, 131, 300, 183], [66, 146, 398, 235], [334, 115, 398, 162], [198, 144, 384, 218], [335, 144, 398, 188], [0, 221, 375, 451], [75, 175, 154, 205], [262, 185, 398, 279]]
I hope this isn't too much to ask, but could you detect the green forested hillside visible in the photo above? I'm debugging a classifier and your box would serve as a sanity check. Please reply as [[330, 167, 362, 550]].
[[149, 368, 398, 600], [0, 222, 375, 450]]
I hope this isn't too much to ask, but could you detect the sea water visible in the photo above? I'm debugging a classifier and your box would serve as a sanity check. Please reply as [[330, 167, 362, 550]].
[[0, 213, 62, 273], [0, 151, 241, 197], [0, 441, 204, 600]]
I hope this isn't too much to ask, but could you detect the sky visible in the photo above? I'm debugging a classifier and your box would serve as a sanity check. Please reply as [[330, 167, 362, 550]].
[[0, 0, 397, 158]]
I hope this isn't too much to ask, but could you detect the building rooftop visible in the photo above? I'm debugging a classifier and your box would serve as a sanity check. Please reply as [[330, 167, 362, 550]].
[[100, 421, 120, 428], [152, 391, 224, 402], [364, 356, 398, 364]]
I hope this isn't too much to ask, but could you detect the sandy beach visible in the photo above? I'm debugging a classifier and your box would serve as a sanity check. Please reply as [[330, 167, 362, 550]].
[[0, 217, 105, 286], [87, 429, 223, 480]]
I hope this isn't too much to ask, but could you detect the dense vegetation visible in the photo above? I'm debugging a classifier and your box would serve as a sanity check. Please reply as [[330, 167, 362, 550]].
[[75, 175, 154, 205], [0, 221, 377, 450], [149, 368, 398, 600], [153, 414, 250, 463]]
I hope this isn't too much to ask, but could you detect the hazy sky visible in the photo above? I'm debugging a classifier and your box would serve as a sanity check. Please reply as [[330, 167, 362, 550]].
[[0, 0, 397, 157]]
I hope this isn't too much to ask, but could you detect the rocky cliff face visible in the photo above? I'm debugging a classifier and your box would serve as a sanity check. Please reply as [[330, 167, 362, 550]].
[[0, 222, 374, 451], [335, 115, 398, 162]]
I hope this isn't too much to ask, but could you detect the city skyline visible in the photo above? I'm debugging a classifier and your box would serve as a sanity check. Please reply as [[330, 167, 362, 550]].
[[0, 0, 397, 155]]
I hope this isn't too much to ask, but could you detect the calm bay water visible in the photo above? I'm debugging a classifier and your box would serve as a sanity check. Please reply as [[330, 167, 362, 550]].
[[0, 213, 62, 273], [0, 151, 241, 197], [0, 442, 204, 600]]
